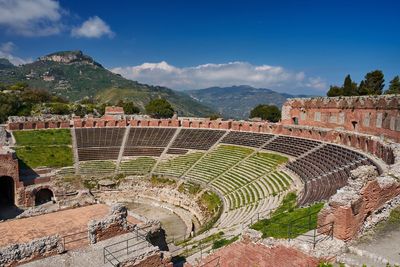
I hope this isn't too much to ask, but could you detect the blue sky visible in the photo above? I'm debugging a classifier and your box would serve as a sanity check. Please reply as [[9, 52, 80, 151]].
[[0, 0, 399, 95]]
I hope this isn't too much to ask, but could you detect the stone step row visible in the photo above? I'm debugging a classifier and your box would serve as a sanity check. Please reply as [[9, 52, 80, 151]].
[[119, 157, 156, 175]]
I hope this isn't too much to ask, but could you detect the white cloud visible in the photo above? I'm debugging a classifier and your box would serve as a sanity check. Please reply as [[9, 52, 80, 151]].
[[71, 16, 114, 38], [0, 0, 63, 36], [111, 61, 326, 93], [0, 41, 31, 65]]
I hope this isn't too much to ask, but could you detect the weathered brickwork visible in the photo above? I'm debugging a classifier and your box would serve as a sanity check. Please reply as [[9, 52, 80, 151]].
[[281, 95, 400, 142], [317, 165, 400, 241]]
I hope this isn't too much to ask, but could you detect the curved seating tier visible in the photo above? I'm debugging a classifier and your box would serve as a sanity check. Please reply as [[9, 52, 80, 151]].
[[171, 129, 226, 150], [123, 127, 176, 157], [264, 136, 321, 157], [154, 152, 204, 177], [76, 128, 125, 148], [75, 128, 126, 161], [221, 131, 274, 148], [79, 160, 116, 175], [185, 145, 253, 183], [119, 157, 156, 175], [287, 143, 377, 206]]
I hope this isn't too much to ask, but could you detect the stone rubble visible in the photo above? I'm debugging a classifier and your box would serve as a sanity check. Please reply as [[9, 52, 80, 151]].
[[87, 203, 132, 244], [0, 235, 64, 267]]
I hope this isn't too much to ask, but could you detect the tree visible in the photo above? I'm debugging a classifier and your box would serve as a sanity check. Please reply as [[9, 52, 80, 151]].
[[342, 75, 358, 96], [385, 76, 400, 94], [209, 114, 220, 120], [249, 104, 281, 122], [117, 100, 140, 114], [358, 70, 384, 95], [327, 85, 343, 97], [49, 103, 70, 115], [145, 98, 174, 118]]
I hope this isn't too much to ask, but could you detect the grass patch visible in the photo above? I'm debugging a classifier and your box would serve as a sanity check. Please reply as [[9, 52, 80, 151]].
[[251, 192, 324, 239], [178, 182, 201, 195], [15, 145, 73, 168], [258, 152, 288, 165], [13, 129, 71, 146], [200, 191, 222, 213], [212, 235, 239, 250], [150, 175, 176, 186]]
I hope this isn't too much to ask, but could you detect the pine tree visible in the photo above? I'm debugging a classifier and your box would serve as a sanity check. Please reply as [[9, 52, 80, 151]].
[[385, 76, 400, 94], [327, 85, 343, 97], [359, 70, 385, 95], [342, 75, 358, 96], [357, 80, 368, 95]]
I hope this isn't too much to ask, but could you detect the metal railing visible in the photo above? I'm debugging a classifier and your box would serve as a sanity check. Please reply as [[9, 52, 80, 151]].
[[62, 230, 88, 251], [241, 207, 276, 228], [293, 221, 334, 248], [103, 225, 153, 266]]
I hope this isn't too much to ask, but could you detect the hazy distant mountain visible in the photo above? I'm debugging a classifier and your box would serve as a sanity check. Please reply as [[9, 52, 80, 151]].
[[0, 58, 14, 69], [0, 51, 215, 117], [187, 85, 310, 119]]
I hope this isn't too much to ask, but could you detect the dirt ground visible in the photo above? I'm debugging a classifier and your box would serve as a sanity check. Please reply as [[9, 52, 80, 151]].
[[0, 204, 139, 247]]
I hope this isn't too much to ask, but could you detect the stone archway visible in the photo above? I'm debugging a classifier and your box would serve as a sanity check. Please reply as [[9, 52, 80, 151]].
[[35, 188, 54, 206], [0, 176, 14, 207]]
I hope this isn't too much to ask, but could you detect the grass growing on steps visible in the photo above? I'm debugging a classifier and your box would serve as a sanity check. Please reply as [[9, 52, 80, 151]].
[[258, 152, 288, 165], [212, 235, 239, 249], [13, 129, 71, 146], [200, 191, 222, 213], [178, 182, 201, 195], [150, 175, 176, 186], [251, 192, 324, 239]]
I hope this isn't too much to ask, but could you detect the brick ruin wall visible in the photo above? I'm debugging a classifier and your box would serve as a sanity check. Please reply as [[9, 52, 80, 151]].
[[318, 146, 400, 241], [281, 95, 400, 143]]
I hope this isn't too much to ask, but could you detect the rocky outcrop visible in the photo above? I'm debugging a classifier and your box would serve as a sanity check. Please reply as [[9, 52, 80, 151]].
[[39, 50, 103, 67], [0, 235, 64, 266]]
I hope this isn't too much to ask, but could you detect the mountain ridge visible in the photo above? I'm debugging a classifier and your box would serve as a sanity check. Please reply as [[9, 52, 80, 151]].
[[187, 85, 310, 119], [0, 51, 215, 117]]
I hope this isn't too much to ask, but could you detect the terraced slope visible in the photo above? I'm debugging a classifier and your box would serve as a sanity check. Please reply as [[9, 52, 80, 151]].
[[185, 145, 253, 184], [154, 152, 204, 177], [79, 160, 116, 175], [119, 157, 156, 175]]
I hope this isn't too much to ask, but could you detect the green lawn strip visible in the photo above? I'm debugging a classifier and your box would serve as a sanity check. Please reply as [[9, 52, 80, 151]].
[[251, 192, 324, 238], [15, 145, 73, 169], [212, 235, 240, 249], [13, 129, 71, 146]]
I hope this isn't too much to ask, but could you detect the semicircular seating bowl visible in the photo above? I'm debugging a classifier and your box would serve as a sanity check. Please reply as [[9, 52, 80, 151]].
[[73, 127, 380, 228]]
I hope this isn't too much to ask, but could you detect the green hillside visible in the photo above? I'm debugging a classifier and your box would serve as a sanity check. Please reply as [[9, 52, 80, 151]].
[[187, 85, 310, 119], [0, 50, 215, 117]]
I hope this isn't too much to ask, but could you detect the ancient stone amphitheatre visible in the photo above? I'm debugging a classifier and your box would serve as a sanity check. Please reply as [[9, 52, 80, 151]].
[[0, 95, 399, 266]]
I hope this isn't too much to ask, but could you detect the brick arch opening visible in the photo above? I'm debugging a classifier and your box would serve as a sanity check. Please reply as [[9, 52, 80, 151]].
[[0, 176, 14, 207], [35, 188, 54, 206]]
